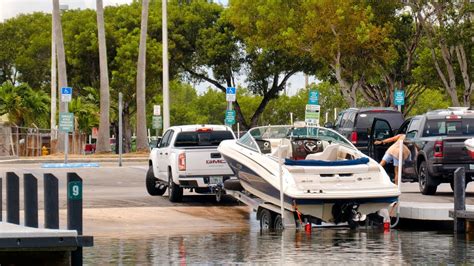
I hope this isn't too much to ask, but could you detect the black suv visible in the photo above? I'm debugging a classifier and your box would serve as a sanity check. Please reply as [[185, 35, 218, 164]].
[[329, 107, 404, 154], [369, 107, 474, 195]]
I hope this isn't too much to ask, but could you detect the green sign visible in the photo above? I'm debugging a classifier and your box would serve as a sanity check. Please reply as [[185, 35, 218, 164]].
[[59, 112, 74, 132], [308, 90, 319, 105], [152, 116, 162, 129], [394, 90, 405, 106], [68, 181, 82, 200], [225, 110, 236, 125], [305, 104, 321, 126]]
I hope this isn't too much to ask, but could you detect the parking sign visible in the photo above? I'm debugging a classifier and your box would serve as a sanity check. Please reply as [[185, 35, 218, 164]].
[[61, 87, 72, 102], [226, 87, 236, 102]]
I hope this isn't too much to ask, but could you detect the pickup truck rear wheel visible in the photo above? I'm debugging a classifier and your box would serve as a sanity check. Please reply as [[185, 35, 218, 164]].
[[418, 161, 437, 195], [168, 170, 183, 202], [146, 166, 166, 196]]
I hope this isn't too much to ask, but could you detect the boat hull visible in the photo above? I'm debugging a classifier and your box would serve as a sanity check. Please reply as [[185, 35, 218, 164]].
[[222, 152, 398, 222]]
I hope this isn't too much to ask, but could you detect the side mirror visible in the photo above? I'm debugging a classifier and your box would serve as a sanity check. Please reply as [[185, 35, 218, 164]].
[[324, 122, 334, 129], [406, 130, 417, 139], [156, 137, 162, 148]]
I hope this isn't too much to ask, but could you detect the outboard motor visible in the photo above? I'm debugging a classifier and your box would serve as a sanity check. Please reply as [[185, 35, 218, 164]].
[[332, 202, 364, 229]]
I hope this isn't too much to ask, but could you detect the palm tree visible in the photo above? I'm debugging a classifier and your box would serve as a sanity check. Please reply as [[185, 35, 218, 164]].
[[52, 0, 68, 151], [95, 0, 111, 153], [136, 0, 150, 152]]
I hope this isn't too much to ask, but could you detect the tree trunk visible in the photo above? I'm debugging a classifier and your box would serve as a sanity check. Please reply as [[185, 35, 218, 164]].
[[52, 0, 68, 152], [136, 0, 149, 152], [333, 60, 357, 107], [95, 0, 111, 153]]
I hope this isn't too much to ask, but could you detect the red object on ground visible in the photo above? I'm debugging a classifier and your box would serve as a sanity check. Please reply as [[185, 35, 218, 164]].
[[305, 222, 312, 233]]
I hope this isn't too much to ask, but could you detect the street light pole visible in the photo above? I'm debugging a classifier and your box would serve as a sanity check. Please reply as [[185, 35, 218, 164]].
[[51, 17, 57, 139], [162, 0, 170, 130]]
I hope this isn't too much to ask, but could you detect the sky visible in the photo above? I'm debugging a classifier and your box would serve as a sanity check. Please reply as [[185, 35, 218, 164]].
[[0, 0, 313, 95]]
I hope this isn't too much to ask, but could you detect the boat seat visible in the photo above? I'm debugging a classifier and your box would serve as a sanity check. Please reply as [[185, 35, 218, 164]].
[[305, 144, 339, 161], [269, 138, 292, 158]]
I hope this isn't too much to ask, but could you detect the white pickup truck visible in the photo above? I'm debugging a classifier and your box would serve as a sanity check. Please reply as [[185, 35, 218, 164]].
[[146, 124, 236, 202]]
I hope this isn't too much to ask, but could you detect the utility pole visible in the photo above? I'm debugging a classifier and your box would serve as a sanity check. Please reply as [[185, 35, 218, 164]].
[[162, 0, 170, 130], [51, 16, 57, 139]]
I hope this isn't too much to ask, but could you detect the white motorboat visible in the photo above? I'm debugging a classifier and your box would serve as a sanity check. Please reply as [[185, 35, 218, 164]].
[[218, 124, 400, 225]]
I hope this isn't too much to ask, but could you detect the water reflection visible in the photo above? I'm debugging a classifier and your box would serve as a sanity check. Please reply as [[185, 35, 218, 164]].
[[85, 228, 474, 264]]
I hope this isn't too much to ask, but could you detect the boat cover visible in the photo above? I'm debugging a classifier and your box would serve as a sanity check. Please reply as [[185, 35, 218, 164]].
[[284, 157, 369, 166]]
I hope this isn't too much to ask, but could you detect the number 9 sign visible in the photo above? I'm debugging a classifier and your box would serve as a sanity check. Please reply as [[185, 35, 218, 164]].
[[68, 181, 82, 200]]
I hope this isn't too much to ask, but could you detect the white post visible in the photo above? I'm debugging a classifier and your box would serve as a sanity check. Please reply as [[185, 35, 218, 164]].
[[119, 93, 123, 167], [325, 112, 328, 124], [237, 123, 240, 139], [397, 137, 403, 191], [162, 0, 170, 130], [290, 112, 293, 125], [278, 143, 285, 227]]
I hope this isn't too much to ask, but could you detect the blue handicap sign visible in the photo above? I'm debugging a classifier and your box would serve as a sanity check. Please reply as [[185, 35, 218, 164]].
[[226, 87, 236, 95], [61, 87, 72, 95], [394, 90, 405, 106], [308, 90, 319, 105]]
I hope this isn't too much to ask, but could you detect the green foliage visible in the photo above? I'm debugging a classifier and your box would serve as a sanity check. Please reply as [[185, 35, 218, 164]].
[[69, 87, 99, 132], [0, 82, 50, 127], [407, 88, 450, 117]]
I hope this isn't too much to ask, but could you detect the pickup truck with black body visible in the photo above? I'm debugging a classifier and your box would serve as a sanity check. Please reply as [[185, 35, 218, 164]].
[[327, 107, 404, 155], [146, 124, 235, 202], [368, 107, 474, 195]]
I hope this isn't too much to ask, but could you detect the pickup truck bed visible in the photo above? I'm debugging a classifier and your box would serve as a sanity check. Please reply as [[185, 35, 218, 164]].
[[146, 125, 235, 202]]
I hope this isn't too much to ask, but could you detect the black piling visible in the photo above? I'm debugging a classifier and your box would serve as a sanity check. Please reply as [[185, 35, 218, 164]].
[[24, 174, 38, 228], [454, 167, 466, 234], [6, 172, 19, 224], [67, 172, 83, 266], [44, 173, 59, 229]]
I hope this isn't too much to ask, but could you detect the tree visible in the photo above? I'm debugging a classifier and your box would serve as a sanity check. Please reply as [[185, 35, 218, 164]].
[[295, 0, 395, 107], [0, 82, 50, 128], [53, 0, 69, 151], [96, 0, 112, 153], [136, 0, 150, 152], [412, 1, 474, 106]]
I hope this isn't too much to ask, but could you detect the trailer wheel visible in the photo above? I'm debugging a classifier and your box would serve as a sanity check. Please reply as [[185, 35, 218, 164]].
[[273, 214, 284, 230], [260, 209, 273, 230], [168, 170, 183, 202], [146, 166, 166, 196]]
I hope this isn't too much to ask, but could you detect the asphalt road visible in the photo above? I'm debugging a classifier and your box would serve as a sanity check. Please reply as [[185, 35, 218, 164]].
[[0, 161, 472, 207], [0, 162, 473, 236], [0, 162, 240, 209]]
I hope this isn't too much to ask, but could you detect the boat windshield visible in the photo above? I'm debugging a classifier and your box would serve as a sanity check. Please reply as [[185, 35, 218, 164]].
[[237, 125, 354, 152]]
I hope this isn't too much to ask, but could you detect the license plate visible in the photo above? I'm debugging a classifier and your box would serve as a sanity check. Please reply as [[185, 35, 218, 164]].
[[470, 164, 474, 170], [209, 176, 223, 184]]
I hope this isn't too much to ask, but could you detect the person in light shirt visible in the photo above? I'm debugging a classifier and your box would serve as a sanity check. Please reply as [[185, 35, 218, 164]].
[[374, 134, 410, 185]]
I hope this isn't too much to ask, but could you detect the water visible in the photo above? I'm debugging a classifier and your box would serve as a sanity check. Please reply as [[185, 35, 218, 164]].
[[84, 220, 474, 264]]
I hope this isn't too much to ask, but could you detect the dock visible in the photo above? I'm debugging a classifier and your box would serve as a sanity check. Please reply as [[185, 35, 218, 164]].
[[0, 172, 93, 265]]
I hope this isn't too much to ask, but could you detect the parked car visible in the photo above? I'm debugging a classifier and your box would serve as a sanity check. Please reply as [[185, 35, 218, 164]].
[[369, 107, 474, 195], [146, 124, 236, 202], [327, 107, 404, 154]]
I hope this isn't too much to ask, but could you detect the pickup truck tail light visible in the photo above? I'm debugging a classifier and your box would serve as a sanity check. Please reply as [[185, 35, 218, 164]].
[[350, 131, 358, 144], [434, 140, 443, 158], [178, 153, 186, 171]]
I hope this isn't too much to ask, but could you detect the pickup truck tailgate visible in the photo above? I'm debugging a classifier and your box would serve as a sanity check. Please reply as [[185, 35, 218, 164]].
[[182, 148, 233, 176], [443, 137, 474, 162]]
